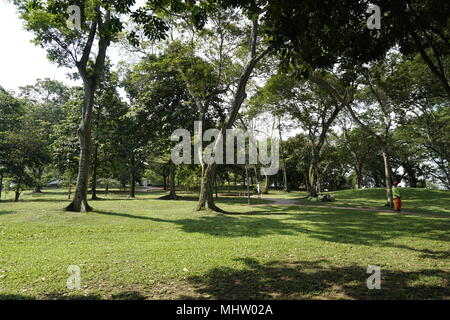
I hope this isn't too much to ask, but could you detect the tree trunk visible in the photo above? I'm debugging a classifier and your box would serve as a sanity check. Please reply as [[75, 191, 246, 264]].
[[196, 164, 223, 212], [381, 149, 394, 207], [14, 181, 21, 202], [64, 11, 110, 212], [163, 173, 167, 191], [308, 152, 320, 197], [65, 83, 95, 212], [34, 167, 44, 193], [194, 17, 269, 213], [405, 166, 418, 188], [355, 168, 363, 189]]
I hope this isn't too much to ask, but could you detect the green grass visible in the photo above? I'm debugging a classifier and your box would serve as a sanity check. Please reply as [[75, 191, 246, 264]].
[[278, 188, 450, 217], [0, 188, 449, 300]]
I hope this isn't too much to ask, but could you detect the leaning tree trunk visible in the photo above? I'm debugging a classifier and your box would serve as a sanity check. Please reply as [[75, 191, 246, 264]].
[[381, 149, 394, 208], [65, 83, 95, 212]]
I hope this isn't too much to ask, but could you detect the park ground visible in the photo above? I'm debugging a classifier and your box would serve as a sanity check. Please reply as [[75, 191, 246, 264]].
[[0, 187, 449, 299]]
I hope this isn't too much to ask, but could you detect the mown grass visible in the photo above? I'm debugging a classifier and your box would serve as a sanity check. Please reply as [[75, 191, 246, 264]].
[[262, 188, 450, 217], [0, 188, 449, 300]]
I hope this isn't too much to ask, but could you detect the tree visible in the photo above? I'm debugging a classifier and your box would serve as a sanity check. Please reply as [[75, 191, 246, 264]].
[[1, 115, 49, 202], [14, 0, 159, 211], [0, 87, 25, 200], [252, 71, 351, 196], [19, 79, 70, 192]]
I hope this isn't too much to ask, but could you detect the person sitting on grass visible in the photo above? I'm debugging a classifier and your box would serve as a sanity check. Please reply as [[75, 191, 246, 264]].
[[392, 181, 402, 212]]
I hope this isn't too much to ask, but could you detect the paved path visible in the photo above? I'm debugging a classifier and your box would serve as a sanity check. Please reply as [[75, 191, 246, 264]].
[[259, 197, 449, 219]]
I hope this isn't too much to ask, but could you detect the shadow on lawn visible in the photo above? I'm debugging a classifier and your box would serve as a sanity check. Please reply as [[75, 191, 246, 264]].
[[93, 205, 450, 249], [181, 258, 450, 300], [0, 291, 147, 300]]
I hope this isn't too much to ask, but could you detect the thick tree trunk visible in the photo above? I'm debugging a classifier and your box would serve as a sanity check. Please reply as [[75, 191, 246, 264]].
[[14, 181, 21, 202], [65, 84, 95, 212], [382, 149, 394, 207], [196, 164, 223, 212], [64, 10, 110, 212]]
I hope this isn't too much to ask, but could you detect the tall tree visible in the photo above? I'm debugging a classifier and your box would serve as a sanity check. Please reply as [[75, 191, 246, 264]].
[[14, 0, 166, 211]]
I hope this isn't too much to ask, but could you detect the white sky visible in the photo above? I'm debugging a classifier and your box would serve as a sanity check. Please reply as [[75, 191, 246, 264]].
[[0, 1, 79, 91]]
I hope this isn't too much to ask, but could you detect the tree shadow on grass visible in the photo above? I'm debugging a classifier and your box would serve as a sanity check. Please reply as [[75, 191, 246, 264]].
[[93, 210, 156, 221], [0, 291, 146, 300], [94, 209, 309, 238], [92, 205, 450, 249], [181, 258, 450, 300]]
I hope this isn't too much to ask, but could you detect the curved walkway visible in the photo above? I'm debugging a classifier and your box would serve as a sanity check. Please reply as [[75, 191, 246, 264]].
[[259, 197, 449, 219]]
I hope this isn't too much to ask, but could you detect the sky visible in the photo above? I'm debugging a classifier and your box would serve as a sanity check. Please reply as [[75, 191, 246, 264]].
[[0, 1, 79, 92]]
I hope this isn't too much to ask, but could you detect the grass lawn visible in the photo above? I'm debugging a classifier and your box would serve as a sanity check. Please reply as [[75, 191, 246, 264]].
[[263, 188, 450, 217], [0, 188, 449, 300]]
